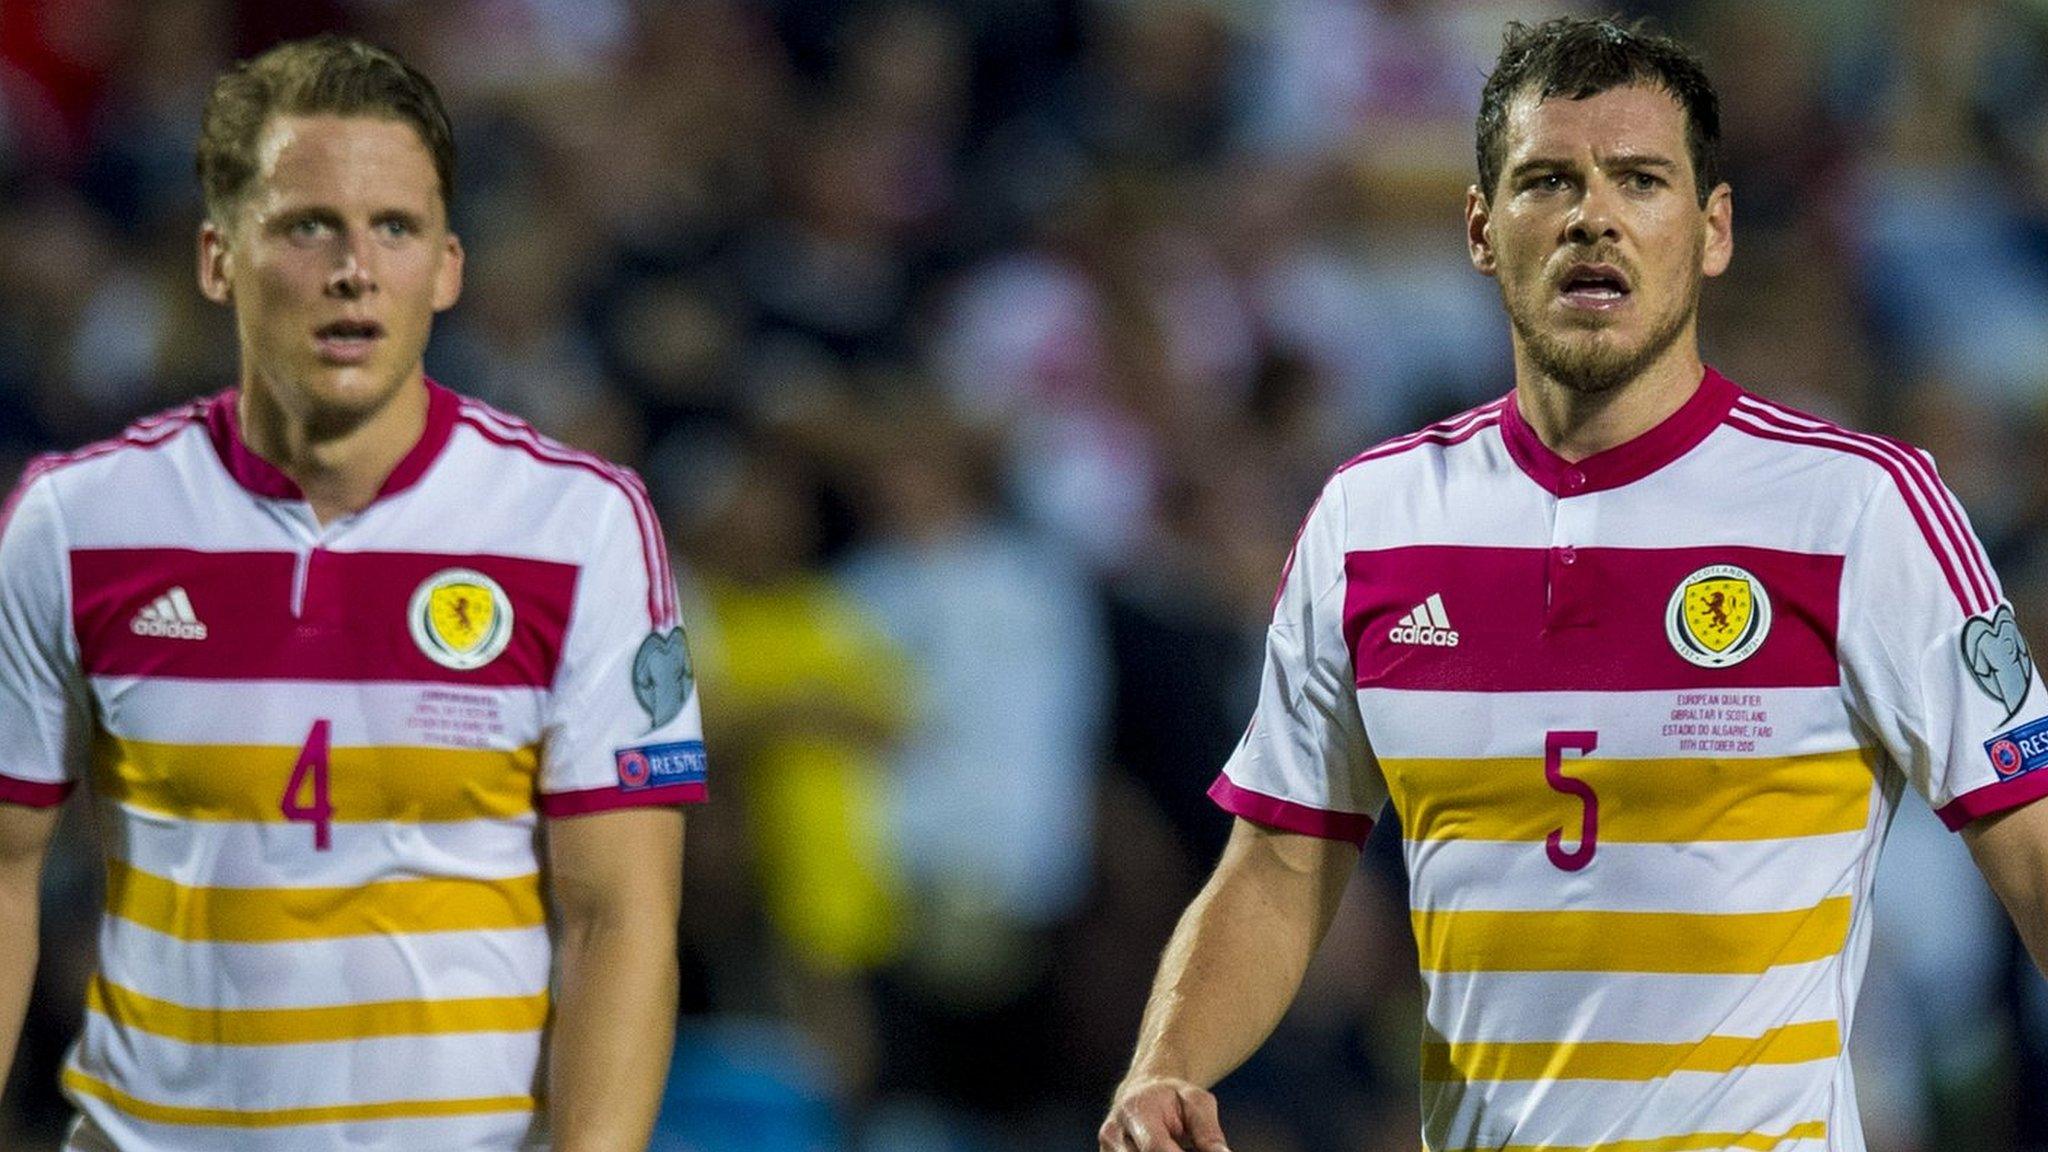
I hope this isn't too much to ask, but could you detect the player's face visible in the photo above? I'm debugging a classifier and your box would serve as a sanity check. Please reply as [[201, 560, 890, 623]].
[[1466, 83, 1731, 394], [199, 114, 462, 433]]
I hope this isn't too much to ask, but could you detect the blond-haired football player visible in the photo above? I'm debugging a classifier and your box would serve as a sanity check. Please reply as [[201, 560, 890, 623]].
[[0, 36, 702, 1152]]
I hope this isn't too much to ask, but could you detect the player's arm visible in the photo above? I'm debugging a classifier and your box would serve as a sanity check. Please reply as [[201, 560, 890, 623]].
[[1101, 817, 1359, 1152], [1831, 457, 2048, 967], [1100, 474, 1378, 1150], [0, 802, 60, 1093], [1962, 799, 2048, 976], [544, 806, 684, 1152], [0, 471, 84, 1093]]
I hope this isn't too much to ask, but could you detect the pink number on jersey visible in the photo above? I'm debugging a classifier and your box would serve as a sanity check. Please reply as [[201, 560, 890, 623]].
[[282, 719, 334, 851], [1544, 730, 1599, 871]]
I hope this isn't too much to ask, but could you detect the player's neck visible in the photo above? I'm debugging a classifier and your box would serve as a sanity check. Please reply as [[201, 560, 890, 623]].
[[237, 370, 430, 525], [1510, 338, 1706, 464]]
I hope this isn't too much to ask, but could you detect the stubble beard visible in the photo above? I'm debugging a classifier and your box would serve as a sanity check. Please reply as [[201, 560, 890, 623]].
[[1506, 264, 1701, 396]]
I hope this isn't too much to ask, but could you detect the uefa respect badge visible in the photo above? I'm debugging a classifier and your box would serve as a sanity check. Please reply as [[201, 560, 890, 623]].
[[615, 740, 707, 791], [1986, 715, 2048, 781]]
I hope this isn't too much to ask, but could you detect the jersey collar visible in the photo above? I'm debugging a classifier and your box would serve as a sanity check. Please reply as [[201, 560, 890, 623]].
[[204, 379, 459, 504], [1500, 366, 1738, 497]]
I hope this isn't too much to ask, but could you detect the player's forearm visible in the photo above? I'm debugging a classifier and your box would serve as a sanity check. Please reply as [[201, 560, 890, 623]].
[[1964, 801, 2048, 977], [1993, 859, 2048, 978], [0, 878, 40, 1092], [547, 910, 679, 1152], [0, 804, 57, 1095], [1123, 821, 1358, 1089]]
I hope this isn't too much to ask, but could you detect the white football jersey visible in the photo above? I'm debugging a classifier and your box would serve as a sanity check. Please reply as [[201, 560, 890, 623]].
[[1214, 368, 2048, 1152], [0, 383, 706, 1151]]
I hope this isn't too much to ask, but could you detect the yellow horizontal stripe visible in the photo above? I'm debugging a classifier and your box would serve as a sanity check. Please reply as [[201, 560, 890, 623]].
[[1415, 897, 1851, 974], [1384, 749, 1875, 844], [1423, 1020, 1840, 1082], [96, 736, 539, 823], [105, 858, 545, 943], [1439, 1121, 1827, 1152], [88, 976, 549, 1045], [64, 1068, 532, 1129]]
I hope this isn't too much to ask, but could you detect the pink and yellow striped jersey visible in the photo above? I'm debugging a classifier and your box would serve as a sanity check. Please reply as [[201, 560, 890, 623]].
[[1212, 368, 2048, 1152], [0, 382, 706, 1151]]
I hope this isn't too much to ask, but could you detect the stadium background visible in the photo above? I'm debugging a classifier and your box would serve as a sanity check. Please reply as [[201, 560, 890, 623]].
[[3, 0, 2046, 1148]]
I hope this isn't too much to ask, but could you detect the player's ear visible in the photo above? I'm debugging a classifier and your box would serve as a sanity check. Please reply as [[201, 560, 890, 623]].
[[198, 219, 234, 305], [1466, 186, 1497, 276], [432, 232, 463, 312], [1701, 182, 1733, 279]]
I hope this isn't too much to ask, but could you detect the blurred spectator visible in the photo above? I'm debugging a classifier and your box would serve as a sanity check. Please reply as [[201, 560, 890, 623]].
[[684, 437, 913, 980], [836, 402, 1110, 1134], [841, 406, 1107, 936]]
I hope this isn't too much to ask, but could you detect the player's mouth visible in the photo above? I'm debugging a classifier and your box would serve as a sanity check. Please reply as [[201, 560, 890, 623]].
[[1557, 263, 1632, 311], [313, 319, 385, 364]]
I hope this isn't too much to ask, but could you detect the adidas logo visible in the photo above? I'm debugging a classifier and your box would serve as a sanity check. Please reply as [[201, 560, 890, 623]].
[[131, 587, 208, 641], [1388, 593, 1459, 647]]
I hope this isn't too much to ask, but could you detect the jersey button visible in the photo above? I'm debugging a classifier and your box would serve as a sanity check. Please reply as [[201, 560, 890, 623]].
[[1563, 469, 1586, 492], [1559, 547, 1577, 565]]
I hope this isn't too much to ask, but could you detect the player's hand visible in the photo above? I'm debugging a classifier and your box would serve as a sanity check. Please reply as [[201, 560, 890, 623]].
[[1099, 1077, 1231, 1152]]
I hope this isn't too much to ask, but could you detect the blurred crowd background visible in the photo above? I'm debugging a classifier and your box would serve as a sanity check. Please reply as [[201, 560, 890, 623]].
[[4, 0, 2048, 1148]]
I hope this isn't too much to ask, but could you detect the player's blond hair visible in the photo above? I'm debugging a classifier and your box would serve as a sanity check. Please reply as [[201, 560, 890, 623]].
[[196, 34, 455, 224]]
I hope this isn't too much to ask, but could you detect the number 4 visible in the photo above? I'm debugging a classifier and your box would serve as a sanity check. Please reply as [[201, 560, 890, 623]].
[[282, 720, 334, 851], [1544, 730, 1598, 871]]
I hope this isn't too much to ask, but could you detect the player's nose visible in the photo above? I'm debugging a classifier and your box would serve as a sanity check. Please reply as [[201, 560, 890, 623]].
[[326, 237, 377, 298], [1565, 182, 1622, 246]]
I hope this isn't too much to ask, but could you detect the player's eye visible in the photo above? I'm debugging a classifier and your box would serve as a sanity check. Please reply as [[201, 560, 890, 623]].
[[376, 219, 416, 240], [1625, 171, 1663, 192], [285, 217, 329, 241]]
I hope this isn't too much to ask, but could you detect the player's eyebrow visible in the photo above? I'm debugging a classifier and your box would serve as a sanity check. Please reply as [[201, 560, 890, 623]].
[[1507, 157, 1572, 180], [266, 205, 343, 228], [1508, 153, 1681, 181], [1602, 153, 1679, 171]]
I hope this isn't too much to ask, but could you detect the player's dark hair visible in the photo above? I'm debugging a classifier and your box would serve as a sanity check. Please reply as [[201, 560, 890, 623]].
[[197, 35, 455, 223], [1475, 16, 1721, 205]]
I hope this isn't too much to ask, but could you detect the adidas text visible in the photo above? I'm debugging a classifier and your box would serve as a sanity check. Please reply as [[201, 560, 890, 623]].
[[132, 617, 207, 641], [1389, 593, 1458, 647], [131, 587, 208, 641]]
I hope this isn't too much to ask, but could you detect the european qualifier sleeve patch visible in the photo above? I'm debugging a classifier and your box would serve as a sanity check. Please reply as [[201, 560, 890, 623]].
[[1962, 604, 2034, 724], [632, 627, 695, 730]]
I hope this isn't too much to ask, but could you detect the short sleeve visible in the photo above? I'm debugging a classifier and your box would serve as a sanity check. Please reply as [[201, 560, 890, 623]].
[[1837, 458, 2048, 830], [1209, 477, 1386, 844], [0, 469, 89, 806], [537, 476, 707, 817]]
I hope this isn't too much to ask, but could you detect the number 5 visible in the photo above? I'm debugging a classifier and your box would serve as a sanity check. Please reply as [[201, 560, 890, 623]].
[[1544, 730, 1598, 871]]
